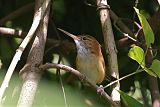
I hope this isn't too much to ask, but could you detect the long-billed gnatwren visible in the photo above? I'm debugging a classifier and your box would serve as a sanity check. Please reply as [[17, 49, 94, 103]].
[[58, 28, 105, 84]]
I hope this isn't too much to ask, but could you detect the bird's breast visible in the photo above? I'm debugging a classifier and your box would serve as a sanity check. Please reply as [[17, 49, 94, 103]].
[[76, 53, 105, 84]]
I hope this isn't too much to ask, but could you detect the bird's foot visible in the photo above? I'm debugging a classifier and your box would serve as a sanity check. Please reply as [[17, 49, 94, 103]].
[[97, 85, 104, 95]]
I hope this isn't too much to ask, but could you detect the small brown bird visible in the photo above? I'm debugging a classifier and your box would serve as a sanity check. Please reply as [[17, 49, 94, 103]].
[[58, 28, 105, 84]]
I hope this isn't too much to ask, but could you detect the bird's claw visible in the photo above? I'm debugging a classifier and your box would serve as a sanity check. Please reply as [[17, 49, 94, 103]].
[[97, 85, 104, 95]]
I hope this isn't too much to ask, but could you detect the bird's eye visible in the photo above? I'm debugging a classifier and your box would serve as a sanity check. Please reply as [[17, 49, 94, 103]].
[[82, 36, 88, 40]]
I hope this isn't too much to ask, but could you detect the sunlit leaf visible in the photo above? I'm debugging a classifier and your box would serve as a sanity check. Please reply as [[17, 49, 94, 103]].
[[128, 46, 145, 67], [118, 90, 144, 107], [128, 46, 156, 77], [151, 59, 160, 78], [134, 7, 154, 47]]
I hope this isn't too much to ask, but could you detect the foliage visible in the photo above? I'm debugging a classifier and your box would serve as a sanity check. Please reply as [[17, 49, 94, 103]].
[[0, 0, 160, 107], [118, 90, 144, 107], [151, 59, 160, 78], [128, 46, 156, 77], [134, 7, 155, 47]]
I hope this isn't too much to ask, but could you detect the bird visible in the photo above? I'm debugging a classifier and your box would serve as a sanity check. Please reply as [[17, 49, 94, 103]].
[[58, 28, 105, 84]]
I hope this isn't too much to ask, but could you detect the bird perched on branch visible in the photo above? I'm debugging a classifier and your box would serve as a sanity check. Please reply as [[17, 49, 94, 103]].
[[58, 28, 105, 84]]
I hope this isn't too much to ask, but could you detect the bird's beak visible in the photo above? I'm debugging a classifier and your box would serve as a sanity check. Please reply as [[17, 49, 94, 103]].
[[58, 28, 79, 40]]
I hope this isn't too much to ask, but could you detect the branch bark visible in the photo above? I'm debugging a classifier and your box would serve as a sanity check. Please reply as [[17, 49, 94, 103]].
[[0, 26, 75, 53], [0, 0, 49, 103], [39, 63, 119, 107], [17, 0, 51, 107], [96, 0, 120, 105]]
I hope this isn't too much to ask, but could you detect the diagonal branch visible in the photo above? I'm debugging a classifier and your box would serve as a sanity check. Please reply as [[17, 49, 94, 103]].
[[17, 0, 51, 106], [39, 63, 119, 107], [0, 0, 50, 103]]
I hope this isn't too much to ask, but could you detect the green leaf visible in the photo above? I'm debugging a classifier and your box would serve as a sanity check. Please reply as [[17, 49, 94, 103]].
[[151, 59, 160, 78], [128, 46, 145, 67], [143, 67, 156, 77], [118, 90, 144, 107], [134, 7, 155, 47], [128, 46, 156, 77]]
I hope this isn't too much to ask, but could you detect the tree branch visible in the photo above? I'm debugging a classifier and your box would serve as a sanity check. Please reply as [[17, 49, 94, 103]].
[[0, 0, 50, 105], [96, 0, 120, 104], [17, 0, 51, 106], [0, 27, 75, 54], [39, 63, 119, 107]]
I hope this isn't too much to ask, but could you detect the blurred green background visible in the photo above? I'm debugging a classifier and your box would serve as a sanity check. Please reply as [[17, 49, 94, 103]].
[[0, 0, 160, 106]]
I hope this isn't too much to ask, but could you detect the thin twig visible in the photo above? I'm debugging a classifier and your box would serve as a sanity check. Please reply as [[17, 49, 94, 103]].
[[56, 56, 68, 107], [113, 21, 137, 42], [104, 68, 143, 88], [132, 0, 139, 33], [59, 74, 68, 107], [84, 0, 96, 7], [0, 27, 23, 36], [0, 27, 75, 51], [109, 10, 134, 37]]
